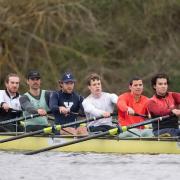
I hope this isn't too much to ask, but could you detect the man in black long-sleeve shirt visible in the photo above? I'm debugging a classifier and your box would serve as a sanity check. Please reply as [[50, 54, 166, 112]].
[[49, 72, 88, 135]]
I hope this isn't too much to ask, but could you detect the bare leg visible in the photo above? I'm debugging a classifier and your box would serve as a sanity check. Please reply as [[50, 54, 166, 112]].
[[60, 127, 77, 135], [77, 126, 88, 136]]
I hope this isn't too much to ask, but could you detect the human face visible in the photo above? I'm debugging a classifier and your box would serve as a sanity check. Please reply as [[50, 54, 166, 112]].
[[27, 77, 41, 90], [88, 79, 102, 97], [154, 78, 168, 96], [61, 81, 74, 94], [5, 76, 20, 95], [129, 80, 143, 96]]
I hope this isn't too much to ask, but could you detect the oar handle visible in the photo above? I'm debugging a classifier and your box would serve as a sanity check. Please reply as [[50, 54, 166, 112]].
[[0, 107, 22, 113], [133, 113, 148, 118], [9, 108, 22, 113], [69, 111, 86, 117]]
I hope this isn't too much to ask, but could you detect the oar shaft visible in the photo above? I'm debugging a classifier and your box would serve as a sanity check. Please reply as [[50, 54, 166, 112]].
[[0, 114, 40, 125], [126, 115, 170, 130], [0, 111, 52, 125], [25, 131, 110, 155], [0, 113, 117, 143], [61, 115, 103, 128], [0, 129, 43, 143]]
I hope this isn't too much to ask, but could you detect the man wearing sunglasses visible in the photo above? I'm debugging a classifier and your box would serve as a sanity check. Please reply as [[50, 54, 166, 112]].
[[20, 70, 51, 132]]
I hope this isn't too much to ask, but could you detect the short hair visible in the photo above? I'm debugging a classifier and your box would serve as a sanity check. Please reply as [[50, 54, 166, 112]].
[[129, 76, 142, 86], [5, 73, 20, 83], [87, 73, 101, 86], [151, 73, 169, 90]]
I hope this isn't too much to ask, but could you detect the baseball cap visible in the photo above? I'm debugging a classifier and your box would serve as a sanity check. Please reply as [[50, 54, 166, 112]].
[[60, 72, 76, 83], [27, 70, 41, 79]]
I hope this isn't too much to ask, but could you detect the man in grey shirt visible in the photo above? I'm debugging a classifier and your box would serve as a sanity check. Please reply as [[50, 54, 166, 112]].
[[20, 70, 51, 132], [82, 73, 118, 132]]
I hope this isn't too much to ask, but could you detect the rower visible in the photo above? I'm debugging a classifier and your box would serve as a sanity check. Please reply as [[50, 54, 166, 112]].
[[147, 73, 180, 137], [82, 73, 118, 133], [0, 73, 22, 132], [19, 70, 51, 132], [49, 71, 88, 135], [117, 76, 152, 137]]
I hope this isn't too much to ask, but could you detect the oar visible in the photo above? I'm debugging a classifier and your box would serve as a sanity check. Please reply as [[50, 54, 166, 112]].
[[69, 111, 86, 117], [0, 113, 117, 143], [133, 113, 148, 118], [0, 114, 40, 125], [0, 111, 52, 125], [25, 114, 171, 155]]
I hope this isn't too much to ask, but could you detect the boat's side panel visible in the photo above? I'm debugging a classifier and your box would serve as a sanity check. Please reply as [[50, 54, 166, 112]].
[[50, 138, 180, 154], [0, 136, 180, 154]]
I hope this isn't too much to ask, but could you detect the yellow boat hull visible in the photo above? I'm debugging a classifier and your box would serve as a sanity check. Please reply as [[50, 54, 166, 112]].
[[1, 135, 180, 154]]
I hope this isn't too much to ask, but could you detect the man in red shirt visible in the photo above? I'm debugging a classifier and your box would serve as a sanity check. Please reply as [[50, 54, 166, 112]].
[[117, 77, 149, 126], [147, 73, 180, 137], [117, 77, 151, 137]]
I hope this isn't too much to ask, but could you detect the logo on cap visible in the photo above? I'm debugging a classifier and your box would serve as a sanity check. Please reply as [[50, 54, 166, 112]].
[[61, 72, 76, 83], [66, 73, 71, 79]]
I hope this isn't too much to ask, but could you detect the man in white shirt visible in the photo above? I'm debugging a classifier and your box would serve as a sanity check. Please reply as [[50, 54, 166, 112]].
[[82, 73, 118, 132], [0, 73, 22, 131]]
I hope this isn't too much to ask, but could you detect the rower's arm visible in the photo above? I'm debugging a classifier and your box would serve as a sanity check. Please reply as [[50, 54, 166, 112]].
[[117, 94, 129, 112], [172, 92, 180, 105], [78, 95, 85, 115], [82, 99, 105, 117], [110, 93, 118, 104], [49, 91, 60, 114], [19, 95, 37, 114]]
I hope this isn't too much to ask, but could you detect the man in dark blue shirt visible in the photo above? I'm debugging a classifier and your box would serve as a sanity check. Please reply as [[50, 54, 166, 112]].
[[49, 72, 88, 135]]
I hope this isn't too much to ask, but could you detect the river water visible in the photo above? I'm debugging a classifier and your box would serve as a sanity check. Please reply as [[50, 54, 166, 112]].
[[0, 151, 180, 180]]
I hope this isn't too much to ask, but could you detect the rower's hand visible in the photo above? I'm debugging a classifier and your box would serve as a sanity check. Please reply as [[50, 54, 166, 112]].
[[2, 103, 10, 112], [37, 109, 47, 116], [59, 106, 70, 116], [103, 112, 111, 118], [171, 109, 180, 116], [127, 107, 135, 115]]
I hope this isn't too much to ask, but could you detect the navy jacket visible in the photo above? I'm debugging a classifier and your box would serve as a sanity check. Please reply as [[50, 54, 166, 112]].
[[49, 91, 84, 125]]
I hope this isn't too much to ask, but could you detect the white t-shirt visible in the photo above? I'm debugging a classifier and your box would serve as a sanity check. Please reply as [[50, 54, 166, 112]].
[[0, 90, 21, 110], [82, 92, 118, 127]]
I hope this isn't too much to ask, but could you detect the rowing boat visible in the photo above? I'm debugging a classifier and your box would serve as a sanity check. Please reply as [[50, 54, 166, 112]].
[[0, 134, 180, 154]]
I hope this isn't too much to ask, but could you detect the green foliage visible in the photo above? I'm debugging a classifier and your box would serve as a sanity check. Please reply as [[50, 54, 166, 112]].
[[0, 0, 180, 96]]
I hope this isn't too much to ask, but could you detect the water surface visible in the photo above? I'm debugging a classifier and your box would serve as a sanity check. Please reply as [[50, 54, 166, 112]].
[[0, 152, 179, 180]]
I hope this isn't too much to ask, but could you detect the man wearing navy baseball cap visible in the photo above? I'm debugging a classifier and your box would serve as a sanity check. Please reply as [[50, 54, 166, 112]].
[[50, 71, 88, 135], [60, 72, 76, 83]]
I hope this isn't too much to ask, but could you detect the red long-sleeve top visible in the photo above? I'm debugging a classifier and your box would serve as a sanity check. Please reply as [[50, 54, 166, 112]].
[[147, 92, 180, 130], [117, 92, 149, 128]]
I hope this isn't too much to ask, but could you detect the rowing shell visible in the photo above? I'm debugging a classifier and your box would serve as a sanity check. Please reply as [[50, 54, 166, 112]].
[[0, 134, 180, 154]]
